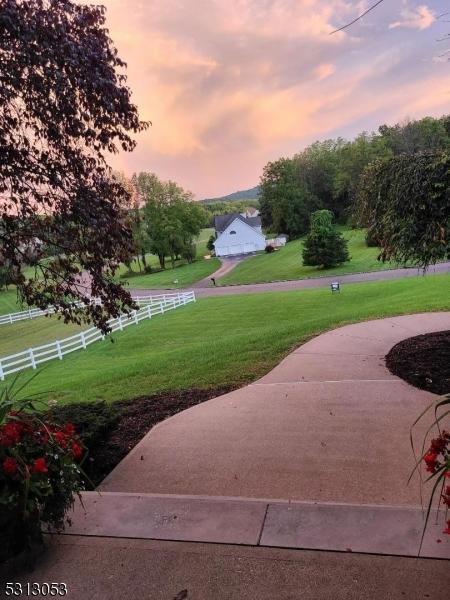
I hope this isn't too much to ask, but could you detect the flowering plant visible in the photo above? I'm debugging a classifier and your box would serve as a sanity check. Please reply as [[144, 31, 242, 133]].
[[0, 378, 86, 561], [411, 393, 450, 544]]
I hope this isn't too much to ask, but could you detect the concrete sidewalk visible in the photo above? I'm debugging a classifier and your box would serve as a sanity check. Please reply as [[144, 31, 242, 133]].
[[100, 312, 450, 504], [8, 313, 450, 597], [10, 536, 450, 600]]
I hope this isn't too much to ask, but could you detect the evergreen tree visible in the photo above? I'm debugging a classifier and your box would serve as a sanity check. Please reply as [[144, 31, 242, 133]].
[[302, 210, 350, 268]]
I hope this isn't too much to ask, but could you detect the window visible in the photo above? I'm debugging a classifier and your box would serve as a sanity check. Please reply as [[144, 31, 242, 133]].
[[229, 230, 236, 235]]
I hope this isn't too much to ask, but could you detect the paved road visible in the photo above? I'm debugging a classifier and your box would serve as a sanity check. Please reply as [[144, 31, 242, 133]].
[[130, 261, 450, 298], [101, 312, 450, 504]]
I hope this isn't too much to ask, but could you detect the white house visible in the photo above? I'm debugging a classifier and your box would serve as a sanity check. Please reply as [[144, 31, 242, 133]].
[[213, 213, 266, 257]]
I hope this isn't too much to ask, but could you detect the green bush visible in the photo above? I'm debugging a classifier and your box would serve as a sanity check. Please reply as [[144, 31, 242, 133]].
[[302, 210, 350, 268], [47, 402, 120, 450]]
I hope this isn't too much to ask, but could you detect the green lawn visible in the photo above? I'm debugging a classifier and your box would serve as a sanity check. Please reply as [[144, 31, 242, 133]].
[[121, 257, 220, 289], [0, 317, 84, 356], [117, 227, 218, 289], [2, 273, 448, 405], [219, 228, 399, 285], [0, 289, 24, 315]]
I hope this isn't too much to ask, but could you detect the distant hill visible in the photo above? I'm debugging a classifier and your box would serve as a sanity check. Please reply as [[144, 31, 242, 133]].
[[201, 186, 260, 204]]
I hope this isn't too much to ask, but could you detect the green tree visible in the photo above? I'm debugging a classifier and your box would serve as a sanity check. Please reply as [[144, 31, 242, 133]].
[[302, 210, 350, 268], [379, 116, 450, 155], [206, 235, 216, 253], [136, 174, 207, 269], [259, 158, 320, 237], [356, 153, 450, 267]]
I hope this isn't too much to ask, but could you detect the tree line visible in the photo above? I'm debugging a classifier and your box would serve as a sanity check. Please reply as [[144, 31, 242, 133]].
[[119, 172, 209, 273], [260, 115, 450, 240]]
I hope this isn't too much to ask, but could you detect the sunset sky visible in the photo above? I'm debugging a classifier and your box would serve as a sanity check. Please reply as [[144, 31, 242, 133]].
[[99, 0, 450, 198]]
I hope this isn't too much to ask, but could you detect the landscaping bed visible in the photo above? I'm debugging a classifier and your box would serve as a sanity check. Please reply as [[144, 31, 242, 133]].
[[386, 330, 450, 395], [48, 385, 236, 487]]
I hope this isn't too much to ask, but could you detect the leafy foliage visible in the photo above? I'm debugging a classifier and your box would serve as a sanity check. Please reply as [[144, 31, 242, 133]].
[[357, 153, 450, 267], [206, 235, 216, 253], [0, 0, 148, 332], [0, 378, 86, 560], [302, 210, 350, 268], [260, 158, 320, 238], [259, 115, 450, 237], [135, 173, 208, 269]]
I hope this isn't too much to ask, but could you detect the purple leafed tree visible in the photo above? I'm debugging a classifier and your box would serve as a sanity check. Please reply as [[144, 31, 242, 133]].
[[0, 0, 149, 332]]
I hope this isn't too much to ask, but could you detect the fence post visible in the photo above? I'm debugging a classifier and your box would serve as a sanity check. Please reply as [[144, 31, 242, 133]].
[[56, 341, 63, 360], [147, 305, 152, 319], [29, 309, 32, 320], [81, 332, 86, 349], [9, 314, 13, 324], [0, 360, 4, 381], [29, 348, 37, 370], [192, 291, 196, 303], [118, 316, 123, 331], [134, 310, 139, 324]]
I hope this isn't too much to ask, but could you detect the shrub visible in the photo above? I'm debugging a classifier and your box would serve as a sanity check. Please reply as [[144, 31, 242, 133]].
[[302, 210, 350, 268], [206, 235, 216, 253], [47, 402, 120, 450], [0, 383, 86, 562], [265, 244, 275, 253]]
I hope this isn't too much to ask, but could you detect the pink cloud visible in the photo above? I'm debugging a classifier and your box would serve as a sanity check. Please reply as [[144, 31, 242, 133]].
[[389, 4, 435, 30], [99, 1, 448, 197]]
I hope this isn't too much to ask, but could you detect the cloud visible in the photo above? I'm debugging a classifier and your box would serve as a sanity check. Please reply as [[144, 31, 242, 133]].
[[97, 0, 448, 197], [389, 4, 435, 30]]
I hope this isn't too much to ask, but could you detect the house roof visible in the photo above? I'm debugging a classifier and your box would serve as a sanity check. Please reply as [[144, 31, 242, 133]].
[[214, 213, 262, 234]]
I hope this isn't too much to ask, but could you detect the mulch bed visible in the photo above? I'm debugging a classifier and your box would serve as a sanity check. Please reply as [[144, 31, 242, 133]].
[[386, 330, 450, 395], [82, 385, 237, 486]]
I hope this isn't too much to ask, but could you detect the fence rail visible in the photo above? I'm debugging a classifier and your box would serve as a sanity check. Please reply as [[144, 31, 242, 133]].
[[0, 292, 189, 326], [0, 291, 196, 381]]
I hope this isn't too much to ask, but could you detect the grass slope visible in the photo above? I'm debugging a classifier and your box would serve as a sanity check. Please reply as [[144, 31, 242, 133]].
[[0, 289, 24, 315], [2, 274, 448, 405], [220, 228, 398, 285], [118, 227, 218, 289], [0, 317, 84, 356], [122, 257, 220, 289]]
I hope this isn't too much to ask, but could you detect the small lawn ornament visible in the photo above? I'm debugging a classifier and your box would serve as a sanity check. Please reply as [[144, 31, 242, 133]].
[[331, 281, 340, 293]]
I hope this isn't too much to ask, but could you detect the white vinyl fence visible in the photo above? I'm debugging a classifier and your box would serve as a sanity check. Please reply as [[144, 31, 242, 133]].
[[0, 291, 195, 380]]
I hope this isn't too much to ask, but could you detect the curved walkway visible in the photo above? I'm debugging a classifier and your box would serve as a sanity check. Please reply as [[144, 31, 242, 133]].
[[101, 312, 450, 506], [130, 261, 450, 298]]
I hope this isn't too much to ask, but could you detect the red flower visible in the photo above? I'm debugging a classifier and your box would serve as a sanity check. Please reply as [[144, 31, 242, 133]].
[[424, 452, 439, 473], [430, 431, 450, 454], [63, 423, 76, 437], [0, 422, 23, 447], [443, 520, 450, 535], [54, 431, 68, 448], [32, 458, 48, 474], [3, 457, 18, 476], [71, 442, 83, 460]]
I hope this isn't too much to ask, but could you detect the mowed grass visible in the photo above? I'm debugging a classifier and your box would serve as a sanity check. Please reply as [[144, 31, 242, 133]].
[[118, 227, 218, 289], [1, 274, 448, 405], [0, 316, 84, 356], [220, 228, 399, 285], [0, 289, 24, 315], [122, 257, 220, 289]]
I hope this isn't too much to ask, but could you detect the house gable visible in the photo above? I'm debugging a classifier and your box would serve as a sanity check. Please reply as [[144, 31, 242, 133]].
[[214, 217, 266, 257], [215, 217, 265, 246]]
